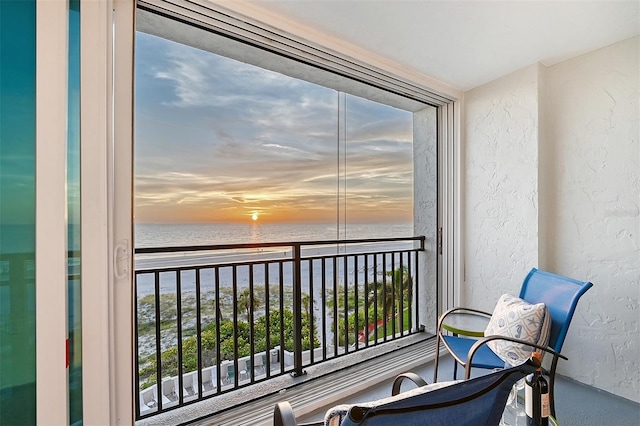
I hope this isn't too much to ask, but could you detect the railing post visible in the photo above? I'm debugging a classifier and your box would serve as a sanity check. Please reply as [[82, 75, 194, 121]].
[[292, 243, 305, 377]]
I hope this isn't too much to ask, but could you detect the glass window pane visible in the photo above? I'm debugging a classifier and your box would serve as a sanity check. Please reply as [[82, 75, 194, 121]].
[[340, 94, 413, 238], [0, 1, 37, 424], [132, 11, 434, 421], [134, 32, 339, 226], [68, 0, 82, 424]]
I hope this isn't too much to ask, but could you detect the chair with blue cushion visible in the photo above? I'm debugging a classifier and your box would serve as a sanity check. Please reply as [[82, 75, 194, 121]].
[[274, 357, 545, 426], [433, 267, 593, 417]]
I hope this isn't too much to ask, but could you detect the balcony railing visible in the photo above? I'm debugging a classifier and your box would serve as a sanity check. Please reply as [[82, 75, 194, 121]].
[[133, 236, 425, 420]]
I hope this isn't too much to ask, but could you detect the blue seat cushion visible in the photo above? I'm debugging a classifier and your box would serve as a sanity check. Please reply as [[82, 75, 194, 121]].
[[443, 336, 505, 369]]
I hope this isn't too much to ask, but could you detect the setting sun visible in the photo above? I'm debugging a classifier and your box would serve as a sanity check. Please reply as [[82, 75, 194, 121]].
[[251, 213, 259, 221]]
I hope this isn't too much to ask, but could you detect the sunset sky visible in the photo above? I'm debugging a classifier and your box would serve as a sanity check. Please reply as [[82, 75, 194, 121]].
[[134, 32, 414, 224]]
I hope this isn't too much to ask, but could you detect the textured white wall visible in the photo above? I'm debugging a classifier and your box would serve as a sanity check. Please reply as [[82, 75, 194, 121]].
[[463, 36, 639, 401], [414, 106, 438, 333], [542, 36, 639, 402], [463, 64, 541, 309]]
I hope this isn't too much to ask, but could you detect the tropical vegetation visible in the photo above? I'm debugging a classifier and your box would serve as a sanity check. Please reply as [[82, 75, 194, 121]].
[[137, 285, 318, 389], [331, 266, 414, 346]]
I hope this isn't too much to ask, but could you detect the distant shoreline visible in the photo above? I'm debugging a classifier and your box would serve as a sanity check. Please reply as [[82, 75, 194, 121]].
[[134, 221, 414, 249]]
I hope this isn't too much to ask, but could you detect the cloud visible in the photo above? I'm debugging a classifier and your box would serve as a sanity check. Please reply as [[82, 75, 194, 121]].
[[134, 31, 416, 223], [152, 40, 310, 111]]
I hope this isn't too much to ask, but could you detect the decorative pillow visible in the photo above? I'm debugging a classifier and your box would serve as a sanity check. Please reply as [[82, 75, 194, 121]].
[[484, 293, 551, 365]]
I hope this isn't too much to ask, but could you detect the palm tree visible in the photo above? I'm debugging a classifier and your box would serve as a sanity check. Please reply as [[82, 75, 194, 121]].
[[390, 266, 413, 330], [301, 293, 312, 321], [237, 288, 260, 322], [373, 266, 414, 334], [377, 280, 396, 321]]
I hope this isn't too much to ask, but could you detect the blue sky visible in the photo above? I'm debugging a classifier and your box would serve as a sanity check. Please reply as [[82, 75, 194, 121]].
[[134, 32, 413, 224]]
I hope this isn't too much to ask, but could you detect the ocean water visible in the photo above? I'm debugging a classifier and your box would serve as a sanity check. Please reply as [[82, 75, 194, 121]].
[[134, 222, 415, 297], [135, 222, 413, 248]]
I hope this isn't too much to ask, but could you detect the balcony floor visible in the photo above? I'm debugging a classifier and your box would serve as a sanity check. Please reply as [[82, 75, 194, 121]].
[[298, 355, 640, 426], [152, 337, 638, 426]]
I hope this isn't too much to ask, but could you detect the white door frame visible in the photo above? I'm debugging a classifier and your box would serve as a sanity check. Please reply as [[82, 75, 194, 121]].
[[36, 1, 69, 423], [81, 0, 135, 424]]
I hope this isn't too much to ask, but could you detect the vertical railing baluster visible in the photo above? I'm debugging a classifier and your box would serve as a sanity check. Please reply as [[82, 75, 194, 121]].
[[391, 253, 396, 338], [413, 236, 422, 330], [232, 266, 239, 387], [249, 264, 255, 382], [154, 271, 162, 411], [292, 244, 303, 376], [278, 261, 285, 375], [373, 254, 378, 345], [264, 263, 271, 378], [354, 255, 359, 350], [363, 255, 369, 347], [176, 270, 184, 403], [214, 267, 221, 392], [412, 251, 416, 331], [399, 253, 404, 336], [343, 255, 348, 354], [382, 254, 388, 341], [332, 256, 338, 357], [134, 273, 141, 418], [308, 258, 315, 365], [418, 249, 422, 330], [406, 252, 412, 332], [321, 258, 327, 361], [195, 268, 202, 398]]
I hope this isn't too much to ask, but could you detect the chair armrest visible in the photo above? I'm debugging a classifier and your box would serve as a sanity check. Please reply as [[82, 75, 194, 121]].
[[274, 402, 324, 426], [274, 402, 298, 426], [437, 307, 492, 339], [465, 335, 568, 378], [438, 307, 492, 327], [433, 307, 493, 382], [391, 372, 428, 396]]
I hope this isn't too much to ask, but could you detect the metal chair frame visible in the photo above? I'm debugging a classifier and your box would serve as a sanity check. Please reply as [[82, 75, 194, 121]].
[[274, 358, 542, 426], [434, 267, 593, 417]]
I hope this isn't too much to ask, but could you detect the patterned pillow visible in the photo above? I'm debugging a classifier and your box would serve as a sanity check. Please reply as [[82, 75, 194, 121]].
[[484, 293, 551, 365]]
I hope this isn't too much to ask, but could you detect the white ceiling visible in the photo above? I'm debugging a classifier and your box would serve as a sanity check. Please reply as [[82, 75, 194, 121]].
[[243, 0, 640, 91]]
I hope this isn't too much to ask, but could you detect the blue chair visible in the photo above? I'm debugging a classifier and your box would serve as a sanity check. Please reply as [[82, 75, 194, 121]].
[[274, 358, 542, 426], [434, 267, 593, 417]]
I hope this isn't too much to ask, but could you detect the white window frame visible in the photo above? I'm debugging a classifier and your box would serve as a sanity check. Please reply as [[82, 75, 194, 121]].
[[78, 0, 463, 422], [438, 101, 464, 312], [81, 0, 135, 424], [36, 1, 70, 423]]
